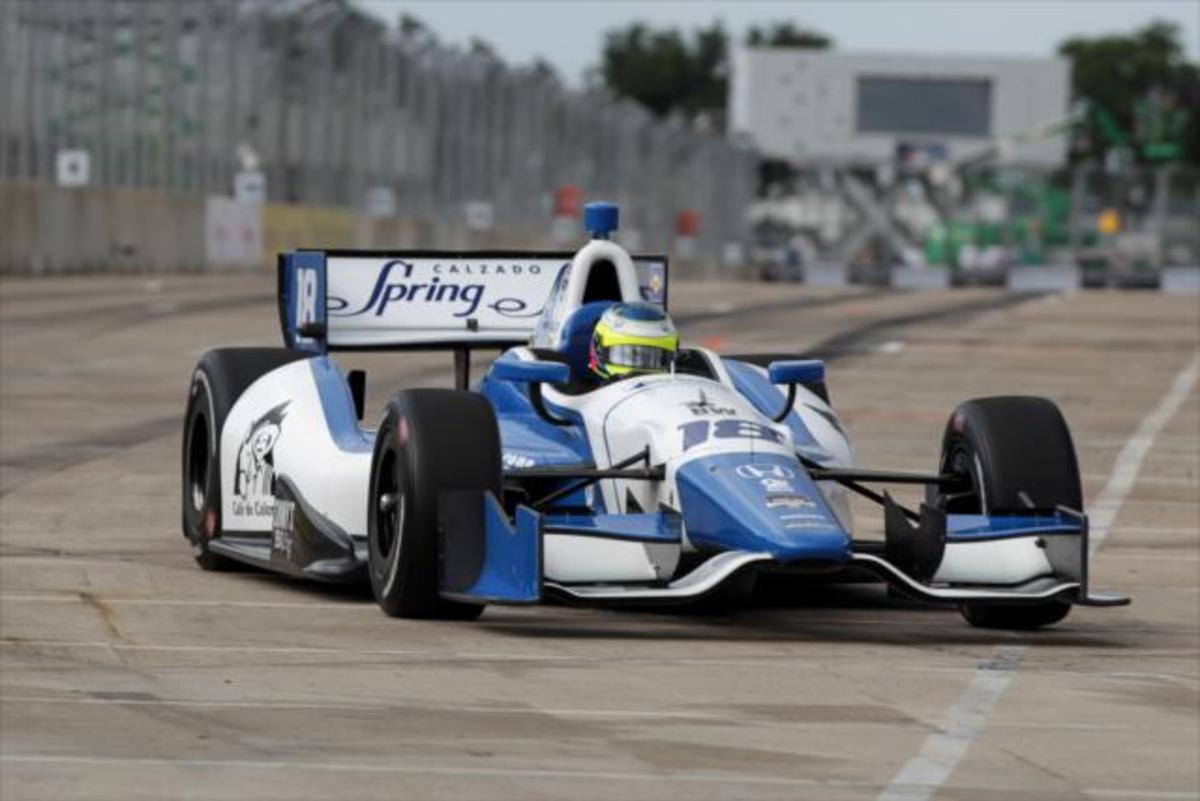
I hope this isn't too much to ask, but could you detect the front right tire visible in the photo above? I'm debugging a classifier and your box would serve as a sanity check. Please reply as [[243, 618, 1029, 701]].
[[927, 396, 1081, 630]]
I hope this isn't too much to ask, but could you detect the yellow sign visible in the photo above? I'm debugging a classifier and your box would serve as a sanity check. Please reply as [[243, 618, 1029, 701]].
[[1097, 208, 1121, 236], [261, 204, 357, 266]]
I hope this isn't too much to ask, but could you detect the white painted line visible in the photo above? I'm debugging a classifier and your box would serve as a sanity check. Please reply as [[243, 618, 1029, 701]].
[[1098, 552, 1200, 562], [7, 696, 1189, 731], [877, 646, 1024, 801], [0, 640, 421, 656], [877, 352, 1200, 801], [0, 640, 572, 662], [0, 595, 363, 610], [0, 753, 870, 789], [1097, 671, 1200, 689], [1090, 352, 1200, 555], [1092, 526, 1200, 536], [0, 639, 841, 670], [1081, 473, 1199, 488], [995, 721, 1199, 732], [0, 695, 727, 721], [1087, 791, 1200, 800], [1078, 435, 1200, 450], [0, 594, 959, 630]]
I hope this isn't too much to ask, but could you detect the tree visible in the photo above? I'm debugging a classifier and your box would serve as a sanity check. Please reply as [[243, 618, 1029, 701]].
[[398, 13, 438, 49], [745, 21, 831, 49], [1059, 21, 1198, 163], [598, 22, 728, 118], [598, 20, 831, 122]]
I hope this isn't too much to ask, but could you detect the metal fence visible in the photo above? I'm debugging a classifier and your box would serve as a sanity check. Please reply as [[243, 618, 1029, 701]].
[[0, 0, 756, 257]]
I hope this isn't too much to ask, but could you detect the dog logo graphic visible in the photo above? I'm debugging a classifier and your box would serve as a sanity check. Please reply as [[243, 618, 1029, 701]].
[[233, 401, 290, 515]]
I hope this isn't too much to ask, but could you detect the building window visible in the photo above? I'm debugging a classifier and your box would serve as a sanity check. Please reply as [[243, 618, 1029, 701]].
[[856, 76, 992, 137]]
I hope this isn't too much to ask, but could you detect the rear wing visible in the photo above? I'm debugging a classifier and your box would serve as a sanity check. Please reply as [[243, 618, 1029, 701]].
[[278, 249, 668, 352]]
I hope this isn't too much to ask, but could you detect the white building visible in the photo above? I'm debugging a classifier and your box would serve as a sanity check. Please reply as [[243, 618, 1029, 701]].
[[729, 49, 1071, 169]]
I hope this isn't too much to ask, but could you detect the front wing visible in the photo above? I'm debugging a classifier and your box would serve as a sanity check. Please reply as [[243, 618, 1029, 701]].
[[436, 491, 1130, 609]]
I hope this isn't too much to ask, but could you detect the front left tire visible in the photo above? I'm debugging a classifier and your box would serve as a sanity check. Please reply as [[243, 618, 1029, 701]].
[[367, 389, 501, 620]]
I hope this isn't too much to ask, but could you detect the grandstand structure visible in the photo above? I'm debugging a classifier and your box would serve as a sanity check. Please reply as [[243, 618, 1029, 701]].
[[0, 0, 755, 263]]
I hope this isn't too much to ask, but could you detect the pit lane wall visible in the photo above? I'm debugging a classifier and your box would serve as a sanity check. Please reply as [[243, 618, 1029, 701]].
[[0, 182, 593, 276]]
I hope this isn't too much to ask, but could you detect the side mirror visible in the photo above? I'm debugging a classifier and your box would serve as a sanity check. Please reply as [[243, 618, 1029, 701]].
[[492, 359, 570, 385], [765, 359, 825, 423], [492, 358, 572, 426], [767, 359, 825, 386]]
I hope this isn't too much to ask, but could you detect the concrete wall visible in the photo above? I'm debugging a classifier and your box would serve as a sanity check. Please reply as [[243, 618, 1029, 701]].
[[0, 182, 726, 278], [0, 183, 546, 275], [1, 182, 206, 274]]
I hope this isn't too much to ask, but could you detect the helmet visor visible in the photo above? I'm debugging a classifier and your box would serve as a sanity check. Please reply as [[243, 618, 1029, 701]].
[[605, 343, 675, 370]]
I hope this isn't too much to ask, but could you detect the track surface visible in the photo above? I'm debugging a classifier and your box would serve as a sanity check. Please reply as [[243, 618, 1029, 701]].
[[1, 275, 1197, 800]]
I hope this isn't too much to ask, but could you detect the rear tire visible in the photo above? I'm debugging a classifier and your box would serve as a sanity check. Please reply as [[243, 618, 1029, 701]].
[[927, 396, 1082, 630], [367, 390, 500, 619], [181, 348, 306, 570]]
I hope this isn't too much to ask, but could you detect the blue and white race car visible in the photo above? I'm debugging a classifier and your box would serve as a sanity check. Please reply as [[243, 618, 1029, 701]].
[[181, 203, 1128, 629]]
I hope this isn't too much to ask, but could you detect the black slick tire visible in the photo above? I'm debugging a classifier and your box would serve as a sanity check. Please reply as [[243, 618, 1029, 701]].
[[367, 389, 500, 620], [181, 348, 305, 570], [928, 396, 1080, 630]]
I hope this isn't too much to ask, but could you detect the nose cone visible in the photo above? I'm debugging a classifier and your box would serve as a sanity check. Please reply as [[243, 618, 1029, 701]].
[[676, 453, 850, 563]]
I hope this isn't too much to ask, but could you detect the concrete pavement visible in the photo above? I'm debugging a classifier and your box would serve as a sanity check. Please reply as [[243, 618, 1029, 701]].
[[1, 275, 1196, 800]]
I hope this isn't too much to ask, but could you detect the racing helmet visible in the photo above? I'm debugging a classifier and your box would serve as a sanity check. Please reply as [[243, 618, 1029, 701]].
[[589, 302, 679, 381]]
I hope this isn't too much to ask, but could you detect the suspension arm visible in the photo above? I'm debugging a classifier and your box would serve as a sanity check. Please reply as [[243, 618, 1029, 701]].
[[526, 447, 662, 510]]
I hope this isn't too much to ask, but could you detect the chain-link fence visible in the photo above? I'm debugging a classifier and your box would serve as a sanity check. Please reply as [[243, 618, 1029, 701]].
[[0, 0, 756, 259]]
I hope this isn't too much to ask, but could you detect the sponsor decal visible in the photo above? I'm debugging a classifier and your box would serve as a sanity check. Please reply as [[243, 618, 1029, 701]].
[[783, 519, 835, 530], [735, 463, 795, 480], [329, 259, 546, 320], [777, 512, 828, 521], [272, 499, 295, 562], [503, 452, 536, 469], [736, 462, 796, 493], [233, 401, 290, 519], [684, 390, 736, 417], [765, 493, 817, 510], [803, 401, 848, 439], [678, 419, 785, 451], [646, 268, 664, 300], [294, 266, 319, 336]]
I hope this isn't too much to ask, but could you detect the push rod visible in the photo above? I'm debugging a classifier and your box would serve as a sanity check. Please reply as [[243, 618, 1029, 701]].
[[797, 454, 923, 522], [529, 447, 656, 510]]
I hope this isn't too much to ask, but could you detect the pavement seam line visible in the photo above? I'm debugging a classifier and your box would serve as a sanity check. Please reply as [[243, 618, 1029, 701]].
[[876, 349, 1200, 801], [0, 753, 872, 789]]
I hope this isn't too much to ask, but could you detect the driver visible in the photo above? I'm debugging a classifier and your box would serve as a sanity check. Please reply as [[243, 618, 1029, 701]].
[[588, 302, 679, 382]]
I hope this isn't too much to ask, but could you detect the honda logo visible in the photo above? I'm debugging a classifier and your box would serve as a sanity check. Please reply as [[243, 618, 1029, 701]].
[[735, 463, 795, 480]]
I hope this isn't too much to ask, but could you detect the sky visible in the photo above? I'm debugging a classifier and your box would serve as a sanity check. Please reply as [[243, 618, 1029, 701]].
[[358, 0, 1200, 85]]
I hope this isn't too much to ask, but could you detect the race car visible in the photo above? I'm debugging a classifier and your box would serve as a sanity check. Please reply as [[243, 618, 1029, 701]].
[[181, 202, 1128, 629]]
